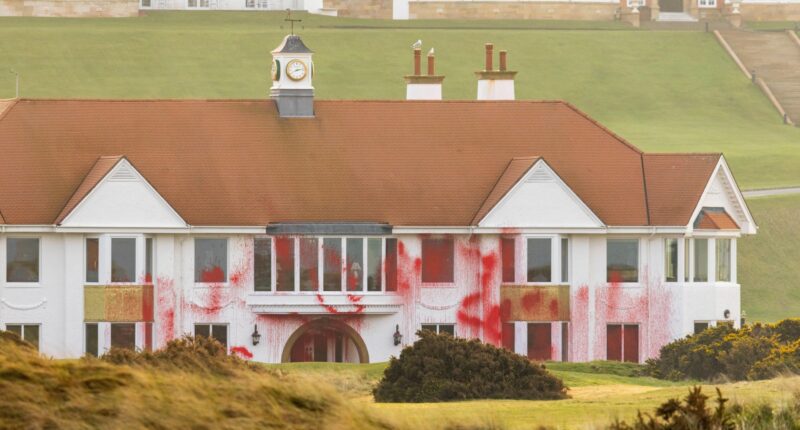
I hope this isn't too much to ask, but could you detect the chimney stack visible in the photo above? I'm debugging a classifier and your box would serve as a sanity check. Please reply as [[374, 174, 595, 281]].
[[476, 42, 517, 101], [405, 45, 444, 101]]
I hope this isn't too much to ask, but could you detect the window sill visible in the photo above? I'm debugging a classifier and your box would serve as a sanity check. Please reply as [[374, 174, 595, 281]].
[[3, 283, 41, 288]]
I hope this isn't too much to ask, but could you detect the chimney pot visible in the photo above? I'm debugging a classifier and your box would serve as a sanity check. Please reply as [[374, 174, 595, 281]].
[[484, 43, 494, 71], [413, 48, 421, 76], [427, 51, 435, 76], [499, 50, 507, 72]]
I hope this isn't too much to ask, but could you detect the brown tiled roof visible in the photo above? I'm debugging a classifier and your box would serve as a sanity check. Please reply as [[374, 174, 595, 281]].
[[0, 209, 5, 224], [0, 99, 720, 227], [643, 153, 721, 226], [694, 208, 739, 230], [471, 156, 539, 225], [54, 155, 124, 225]]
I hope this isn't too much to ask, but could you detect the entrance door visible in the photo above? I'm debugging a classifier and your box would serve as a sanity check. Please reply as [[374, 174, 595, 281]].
[[527, 323, 551, 361], [659, 0, 683, 12]]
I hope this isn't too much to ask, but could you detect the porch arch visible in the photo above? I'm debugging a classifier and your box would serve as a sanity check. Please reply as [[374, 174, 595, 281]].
[[280, 317, 370, 364]]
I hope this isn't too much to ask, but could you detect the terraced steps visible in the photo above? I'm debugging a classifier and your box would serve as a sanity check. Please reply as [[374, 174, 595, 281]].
[[719, 30, 800, 125]]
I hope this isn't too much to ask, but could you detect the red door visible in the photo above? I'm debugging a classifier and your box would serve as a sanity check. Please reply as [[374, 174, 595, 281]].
[[623, 325, 640, 363], [607, 324, 622, 361], [527, 323, 551, 361]]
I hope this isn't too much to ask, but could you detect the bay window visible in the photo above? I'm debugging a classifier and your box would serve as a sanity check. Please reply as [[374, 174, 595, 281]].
[[323, 238, 342, 292], [716, 239, 732, 282], [501, 237, 515, 283], [6, 238, 39, 283], [607, 239, 639, 283], [366, 238, 382, 292], [693, 239, 708, 282], [254, 238, 272, 291], [299, 238, 318, 291], [345, 238, 363, 291], [111, 238, 136, 283], [275, 237, 295, 292]]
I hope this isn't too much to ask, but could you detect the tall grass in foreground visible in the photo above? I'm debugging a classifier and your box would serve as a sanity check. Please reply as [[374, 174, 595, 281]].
[[0, 332, 387, 429]]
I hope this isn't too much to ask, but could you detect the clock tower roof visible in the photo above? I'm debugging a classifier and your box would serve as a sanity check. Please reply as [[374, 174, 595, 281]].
[[272, 34, 313, 54]]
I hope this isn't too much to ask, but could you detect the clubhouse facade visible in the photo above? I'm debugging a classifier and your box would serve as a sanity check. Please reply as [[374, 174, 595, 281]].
[[0, 35, 756, 364]]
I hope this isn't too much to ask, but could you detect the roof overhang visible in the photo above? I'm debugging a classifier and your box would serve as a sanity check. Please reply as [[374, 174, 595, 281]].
[[265, 222, 392, 236]]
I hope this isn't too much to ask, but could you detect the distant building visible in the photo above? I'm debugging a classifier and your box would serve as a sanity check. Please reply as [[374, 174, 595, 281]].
[[0, 35, 755, 364]]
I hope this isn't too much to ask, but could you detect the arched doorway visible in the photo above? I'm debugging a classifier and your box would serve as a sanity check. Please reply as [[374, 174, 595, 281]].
[[281, 318, 369, 364]]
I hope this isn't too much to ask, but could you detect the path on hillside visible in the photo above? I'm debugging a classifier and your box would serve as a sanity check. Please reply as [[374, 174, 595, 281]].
[[743, 186, 800, 198], [719, 30, 800, 125]]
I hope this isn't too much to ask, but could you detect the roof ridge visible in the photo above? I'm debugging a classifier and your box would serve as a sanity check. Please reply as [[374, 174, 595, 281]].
[[559, 101, 643, 155], [644, 152, 723, 157]]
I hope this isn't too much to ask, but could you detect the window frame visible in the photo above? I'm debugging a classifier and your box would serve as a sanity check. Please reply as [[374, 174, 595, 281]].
[[716, 238, 732, 283], [606, 238, 641, 285], [193, 323, 229, 349], [523, 235, 569, 285], [258, 236, 395, 294], [194, 237, 229, 284], [420, 323, 455, 336], [664, 238, 679, 283], [4, 236, 42, 286], [420, 236, 456, 285], [698, 0, 717, 8], [85, 236, 100, 284], [4, 323, 41, 350]]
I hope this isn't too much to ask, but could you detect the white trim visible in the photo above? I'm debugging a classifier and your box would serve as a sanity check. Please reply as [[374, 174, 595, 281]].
[[687, 156, 757, 235]]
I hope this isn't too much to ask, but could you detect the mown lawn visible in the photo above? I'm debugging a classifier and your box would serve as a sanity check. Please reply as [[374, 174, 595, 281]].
[[739, 193, 800, 322], [0, 12, 799, 189], [273, 360, 800, 429]]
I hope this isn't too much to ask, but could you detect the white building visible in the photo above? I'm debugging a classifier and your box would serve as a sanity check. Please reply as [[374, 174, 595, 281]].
[[0, 35, 756, 364]]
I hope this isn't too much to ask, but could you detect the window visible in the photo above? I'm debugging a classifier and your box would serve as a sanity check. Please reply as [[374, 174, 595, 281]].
[[385, 238, 398, 292], [527, 323, 551, 361], [299, 238, 318, 291], [698, 0, 716, 7], [607, 239, 639, 283], [684, 238, 691, 282], [6, 324, 40, 350], [323, 238, 343, 292], [693, 321, 709, 335], [145, 238, 154, 283], [345, 238, 362, 291], [85, 323, 98, 357], [716, 239, 731, 282], [110, 323, 136, 350], [111, 238, 136, 283], [254, 238, 272, 291], [693, 239, 708, 282], [527, 238, 552, 282], [561, 238, 569, 283], [195, 324, 228, 348], [665, 239, 678, 283], [141, 0, 151, 6], [502, 322, 515, 351], [421, 237, 454, 283], [86, 238, 99, 283], [421, 323, 455, 336], [195, 239, 227, 283], [607, 324, 639, 363], [275, 237, 295, 292], [367, 238, 382, 292], [561, 322, 569, 362], [187, 0, 209, 7], [6, 238, 39, 283], [501, 238, 515, 283]]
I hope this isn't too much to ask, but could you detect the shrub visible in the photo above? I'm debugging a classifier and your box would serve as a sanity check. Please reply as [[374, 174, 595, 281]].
[[608, 386, 735, 430], [101, 335, 255, 376], [645, 318, 800, 382], [373, 330, 568, 402]]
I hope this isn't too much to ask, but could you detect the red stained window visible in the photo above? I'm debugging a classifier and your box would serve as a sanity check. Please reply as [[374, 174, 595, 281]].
[[421, 237, 454, 283], [502, 322, 515, 351], [607, 324, 639, 363], [623, 325, 640, 363], [607, 324, 622, 361], [527, 323, 551, 361], [385, 239, 398, 291], [501, 238, 515, 283]]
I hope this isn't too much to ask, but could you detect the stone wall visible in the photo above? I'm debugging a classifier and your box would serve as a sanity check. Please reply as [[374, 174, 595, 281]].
[[409, 1, 619, 20], [741, 3, 800, 21], [0, 0, 138, 16], [323, 0, 393, 19]]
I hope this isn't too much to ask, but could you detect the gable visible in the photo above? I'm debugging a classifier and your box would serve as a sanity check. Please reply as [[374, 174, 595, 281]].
[[59, 158, 187, 229], [690, 158, 756, 234], [479, 160, 604, 229]]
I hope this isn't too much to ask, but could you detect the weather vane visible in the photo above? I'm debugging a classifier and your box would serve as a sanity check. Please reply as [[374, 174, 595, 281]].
[[284, 9, 302, 35]]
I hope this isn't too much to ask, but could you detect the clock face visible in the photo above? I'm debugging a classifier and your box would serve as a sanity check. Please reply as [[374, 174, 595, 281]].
[[286, 59, 307, 81]]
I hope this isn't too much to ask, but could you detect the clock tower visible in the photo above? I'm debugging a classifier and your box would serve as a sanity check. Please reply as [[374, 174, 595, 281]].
[[270, 34, 314, 118]]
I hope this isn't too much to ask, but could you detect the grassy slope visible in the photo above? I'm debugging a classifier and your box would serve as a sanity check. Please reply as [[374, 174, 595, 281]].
[[0, 12, 798, 189], [273, 361, 800, 429], [739, 193, 800, 323]]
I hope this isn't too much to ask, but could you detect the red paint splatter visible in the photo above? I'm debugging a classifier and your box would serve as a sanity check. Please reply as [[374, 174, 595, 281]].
[[156, 276, 176, 346], [454, 239, 502, 346], [200, 266, 225, 283], [230, 346, 254, 360]]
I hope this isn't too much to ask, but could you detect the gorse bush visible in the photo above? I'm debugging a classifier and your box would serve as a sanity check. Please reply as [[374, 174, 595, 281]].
[[608, 387, 735, 430], [646, 318, 800, 381], [373, 330, 568, 402]]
